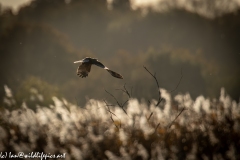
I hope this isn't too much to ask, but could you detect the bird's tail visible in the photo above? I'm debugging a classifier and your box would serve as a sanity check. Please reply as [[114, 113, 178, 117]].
[[106, 69, 123, 79]]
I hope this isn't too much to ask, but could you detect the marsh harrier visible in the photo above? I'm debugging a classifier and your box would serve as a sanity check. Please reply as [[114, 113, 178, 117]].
[[74, 57, 123, 79]]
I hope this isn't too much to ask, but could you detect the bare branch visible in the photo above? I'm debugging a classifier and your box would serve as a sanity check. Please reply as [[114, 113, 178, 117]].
[[110, 116, 119, 130], [124, 83, 131, 98], [170, 67, 183, 93], [103, 100, 121, 130], [143, 66, 162, 106], [168, 107, 186, 128], [105, 89, 121, 107], [121, 100, 129, 115], [154, 123, 160, 133], [103, 100, 118, 117], [147, 112, 153, 121], [106, 109, 117, 117], [122, 99, 129, 107], [105, 89, 128, 116], [103, 100, 113, 107], [116, 83, 131, 98]]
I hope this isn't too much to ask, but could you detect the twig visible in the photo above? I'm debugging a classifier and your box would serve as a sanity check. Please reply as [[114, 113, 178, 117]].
[[105, 89, 121, 107], [124, 84, 131, 98], [154, 123, 160, 133], [147, 112, 153, 121], [170, 67, 183, 93], [121, 100, 129, 115], [143, 66, 162, 106], [168, 107, 186, 128], [103, 100, 118, 117], [103, 100, 121, 129], [110, 116, 119, 130], [122, 99, 129, 108], [116, 83, 131, 98], [105, 89, 128, 116]]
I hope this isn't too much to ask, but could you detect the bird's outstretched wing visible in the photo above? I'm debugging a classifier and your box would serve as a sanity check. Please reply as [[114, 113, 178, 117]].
[[77, 63, 92, 78], [74, 57, 89, 64], [92, 60, 123, 79], [92, 60, 106, 69], [106, 68, 123, 79]]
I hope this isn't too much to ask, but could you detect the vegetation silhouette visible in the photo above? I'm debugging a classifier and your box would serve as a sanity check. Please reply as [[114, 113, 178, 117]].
[[0, 85, 239, 159]]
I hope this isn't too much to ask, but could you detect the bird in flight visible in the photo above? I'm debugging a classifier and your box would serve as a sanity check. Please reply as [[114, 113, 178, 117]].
[[74, 57, 123, 79]]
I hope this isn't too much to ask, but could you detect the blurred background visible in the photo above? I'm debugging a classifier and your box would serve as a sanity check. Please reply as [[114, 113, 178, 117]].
[[1, 1, 240, 159], [0, 0, 240, 106]]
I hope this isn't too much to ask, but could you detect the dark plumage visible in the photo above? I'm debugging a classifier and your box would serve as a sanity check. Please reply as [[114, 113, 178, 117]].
[[74, 57, 123, 79]]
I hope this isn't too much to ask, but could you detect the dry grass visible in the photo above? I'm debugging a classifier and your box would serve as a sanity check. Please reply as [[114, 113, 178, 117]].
[[0, 86, 239, 160]]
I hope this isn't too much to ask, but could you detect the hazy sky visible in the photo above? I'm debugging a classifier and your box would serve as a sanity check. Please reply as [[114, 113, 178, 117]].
[[0, 0, 240, 17], [0, 0, 32, 12], [130, 0, 240, 18]]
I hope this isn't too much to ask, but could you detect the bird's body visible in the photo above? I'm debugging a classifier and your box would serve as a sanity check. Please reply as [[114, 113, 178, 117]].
[[74, 57, 123, 79]]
